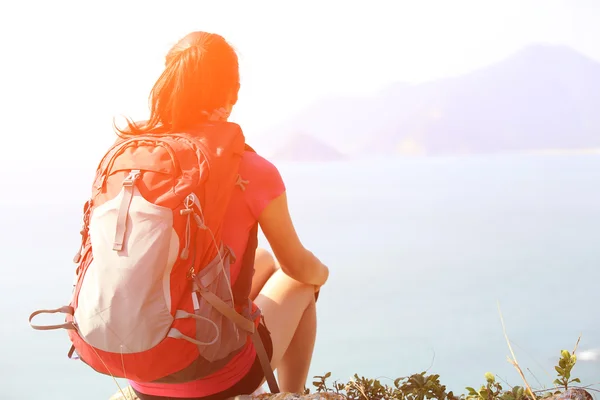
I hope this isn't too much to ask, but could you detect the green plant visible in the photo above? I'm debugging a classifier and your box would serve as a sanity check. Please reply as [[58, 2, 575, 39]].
[[394, 372, 458, 400], [311, 372, 334, 394], [466, 372, 504, 400], [311, 371, 457, 399], [500, 386, 528, 400], [307, 342, 591, 399], [465, 373, 530, 400], [553, 350, 580, 391], [345, 374, 395, 399]]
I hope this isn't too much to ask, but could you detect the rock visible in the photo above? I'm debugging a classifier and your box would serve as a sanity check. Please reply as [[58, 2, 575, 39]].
[[109, 386, 345, 400], [546, 388, 593, 400], [109, 386, 139, 400], [233, 394, 344, 400], [110, 386, 592, 400]]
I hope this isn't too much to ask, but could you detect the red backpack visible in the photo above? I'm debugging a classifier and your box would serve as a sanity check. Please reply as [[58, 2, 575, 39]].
[[29, 121, 278, 392]]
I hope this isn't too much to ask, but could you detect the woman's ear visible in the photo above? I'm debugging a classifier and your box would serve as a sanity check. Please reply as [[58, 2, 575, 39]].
[[207, 108, 231, 121]]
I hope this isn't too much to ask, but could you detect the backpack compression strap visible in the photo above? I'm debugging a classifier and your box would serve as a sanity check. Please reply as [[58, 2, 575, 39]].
[[252, 330, 279, 394], [193, 278, 280, 393]]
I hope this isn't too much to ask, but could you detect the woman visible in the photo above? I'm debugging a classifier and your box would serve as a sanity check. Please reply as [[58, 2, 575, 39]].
[[123, 31, 330, 399]]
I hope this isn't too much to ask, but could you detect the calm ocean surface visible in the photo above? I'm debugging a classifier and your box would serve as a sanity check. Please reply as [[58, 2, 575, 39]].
[[3, 154, 599, 399]]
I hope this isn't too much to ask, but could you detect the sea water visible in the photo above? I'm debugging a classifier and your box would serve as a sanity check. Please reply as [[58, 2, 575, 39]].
[[3, 154, 599, 399]]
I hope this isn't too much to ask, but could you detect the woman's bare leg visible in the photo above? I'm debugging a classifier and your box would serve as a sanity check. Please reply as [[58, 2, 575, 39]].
[[276, 296, 316, 391], [255, 269, 317, 393], [250, 248, 279, 300]]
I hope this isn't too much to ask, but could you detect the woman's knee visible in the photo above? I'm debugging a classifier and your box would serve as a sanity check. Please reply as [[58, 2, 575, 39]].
[[250, 248, 279, 300], [261, 269, 315, 303], [255, 248, 276, 271]]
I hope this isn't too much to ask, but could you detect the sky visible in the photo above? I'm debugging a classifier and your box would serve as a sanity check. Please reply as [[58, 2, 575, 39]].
[[1, 0, 600, 164]]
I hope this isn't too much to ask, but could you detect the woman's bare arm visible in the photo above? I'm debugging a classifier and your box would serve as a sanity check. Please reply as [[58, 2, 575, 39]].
[[258, 192, 329, 288]]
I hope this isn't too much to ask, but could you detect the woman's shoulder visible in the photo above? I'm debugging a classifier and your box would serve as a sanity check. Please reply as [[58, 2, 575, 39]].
[[238, 150, 286, 218], [239, 150, 281, 178]]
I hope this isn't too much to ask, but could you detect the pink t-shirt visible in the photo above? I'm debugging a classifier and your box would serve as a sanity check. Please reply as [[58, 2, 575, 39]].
[[130, 151, 285, 398]]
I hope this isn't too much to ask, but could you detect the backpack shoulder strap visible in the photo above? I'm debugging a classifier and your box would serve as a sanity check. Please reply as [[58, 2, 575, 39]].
[[232, 141, 259, 304], [234, 142, 280, 394]]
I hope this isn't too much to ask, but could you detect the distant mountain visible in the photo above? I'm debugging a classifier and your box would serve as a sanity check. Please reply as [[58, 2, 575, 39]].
[[258, 44, 600, 158], [270, 133, 345, 162]]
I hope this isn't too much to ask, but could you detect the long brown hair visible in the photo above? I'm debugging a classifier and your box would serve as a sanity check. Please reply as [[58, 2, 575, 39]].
[[116, 31, 240, 136]]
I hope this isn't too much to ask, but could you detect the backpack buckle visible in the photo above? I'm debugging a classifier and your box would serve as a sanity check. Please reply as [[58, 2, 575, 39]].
[[122, 170, 141, 187]]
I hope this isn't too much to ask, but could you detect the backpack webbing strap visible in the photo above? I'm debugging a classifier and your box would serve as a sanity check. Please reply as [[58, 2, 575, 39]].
[[251, 329, 280, 394], [29, 306, 76, 331], [113, 170, 141, 251], [195, 280, 280, 393], [196, 289, 255, 334]]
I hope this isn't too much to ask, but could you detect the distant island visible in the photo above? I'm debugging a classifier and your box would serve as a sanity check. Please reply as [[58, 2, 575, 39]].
[[257, 44, 600, 161], [269, 133, 345, 162]]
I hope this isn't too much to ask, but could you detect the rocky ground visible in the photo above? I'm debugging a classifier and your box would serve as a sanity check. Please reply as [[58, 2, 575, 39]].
[[109, 386, 592, 400], [109, 386, 344, 400], [109, 386, 345, 399]]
